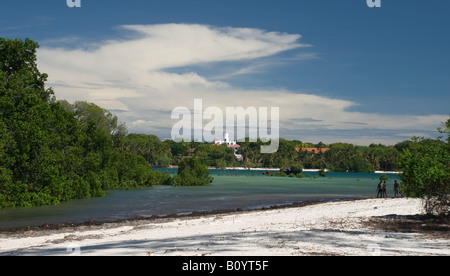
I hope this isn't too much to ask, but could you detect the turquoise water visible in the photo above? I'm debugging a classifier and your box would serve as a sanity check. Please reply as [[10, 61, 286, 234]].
[[0, 170, 399, 229]]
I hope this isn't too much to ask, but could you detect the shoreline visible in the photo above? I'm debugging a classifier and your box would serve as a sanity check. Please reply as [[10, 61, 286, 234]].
[[1, 198, 448, 256], [0, 197, 362, 233], [186, 166, 401, 174]]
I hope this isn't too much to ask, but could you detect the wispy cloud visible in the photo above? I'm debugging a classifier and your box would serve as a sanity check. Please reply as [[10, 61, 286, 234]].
[[36, 23, 447, 145]]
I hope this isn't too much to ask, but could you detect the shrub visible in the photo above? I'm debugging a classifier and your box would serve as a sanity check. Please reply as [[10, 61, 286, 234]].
[[399, 123, 450, 216], [173, 157, 213, 186]]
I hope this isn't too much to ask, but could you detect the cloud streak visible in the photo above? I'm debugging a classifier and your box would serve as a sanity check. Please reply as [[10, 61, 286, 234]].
[[37, 23, 447, 145]]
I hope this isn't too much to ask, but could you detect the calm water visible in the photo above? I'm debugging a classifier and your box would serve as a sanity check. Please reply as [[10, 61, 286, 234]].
[[0, 170, 399, 229]]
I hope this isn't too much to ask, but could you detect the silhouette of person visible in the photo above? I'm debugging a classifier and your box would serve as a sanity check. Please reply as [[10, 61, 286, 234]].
[[394, 180, 400, 198], [382, 181, 388, 198], [377, 181, 383, 198]]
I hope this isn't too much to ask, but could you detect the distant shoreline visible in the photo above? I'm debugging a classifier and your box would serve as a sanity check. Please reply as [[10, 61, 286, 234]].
[[199, 166, 401, 174]]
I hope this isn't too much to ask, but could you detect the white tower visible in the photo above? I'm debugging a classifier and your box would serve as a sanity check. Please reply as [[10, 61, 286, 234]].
[[224, 133, 230, 145]]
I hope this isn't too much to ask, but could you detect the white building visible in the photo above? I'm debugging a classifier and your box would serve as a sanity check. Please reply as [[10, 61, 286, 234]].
[[213, 133, 238, 146], [213, 133, 243, 160]]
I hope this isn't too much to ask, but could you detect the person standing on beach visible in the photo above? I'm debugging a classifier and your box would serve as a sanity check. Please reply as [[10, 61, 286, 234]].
[[382, 181, 388, 198], [394, 180, 400, 198], [377, 181, 383, 198]]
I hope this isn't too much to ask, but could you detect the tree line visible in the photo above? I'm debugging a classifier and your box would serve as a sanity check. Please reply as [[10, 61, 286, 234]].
[[120, 137, 406, 173]]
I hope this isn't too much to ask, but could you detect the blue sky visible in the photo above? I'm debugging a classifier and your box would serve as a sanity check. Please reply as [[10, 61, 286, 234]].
[[1, 0, 449, 145]]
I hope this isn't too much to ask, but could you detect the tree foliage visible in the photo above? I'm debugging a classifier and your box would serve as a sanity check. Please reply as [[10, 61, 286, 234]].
[[173, 157, 213, 187], [194, 143, 236, 168], [399, 118, 450, 216], [0, 38, 166, 208], [121, 134, 172, 167]]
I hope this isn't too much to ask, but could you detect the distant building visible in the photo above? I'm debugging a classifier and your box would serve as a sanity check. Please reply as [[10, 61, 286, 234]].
[[213, 133, 243, 160], [213, 133, 240, 149]]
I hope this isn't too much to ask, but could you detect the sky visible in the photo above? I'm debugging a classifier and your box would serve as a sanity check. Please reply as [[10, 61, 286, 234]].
[[1, 0, 449, 145]]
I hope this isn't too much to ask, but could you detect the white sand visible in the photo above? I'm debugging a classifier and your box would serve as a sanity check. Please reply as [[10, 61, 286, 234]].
[[0, 198, 448, 256]]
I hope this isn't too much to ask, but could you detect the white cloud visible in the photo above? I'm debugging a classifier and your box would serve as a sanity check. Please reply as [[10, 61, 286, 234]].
[[36, 23, 447, 145]]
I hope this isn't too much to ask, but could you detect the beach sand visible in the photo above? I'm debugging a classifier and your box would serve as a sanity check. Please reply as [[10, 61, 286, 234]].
[[0, 198, 448, 256]]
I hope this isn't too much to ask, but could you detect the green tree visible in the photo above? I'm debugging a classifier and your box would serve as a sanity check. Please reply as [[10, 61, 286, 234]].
[[324, 143, 374, 173], [318, 169, 327, 177], [394, 140, 414, 154], [173, 157, 213, 187], [0, 38, 89, 206], [399, 118, 450, 215], [0, 38, 169, 208], [194, 143, 235, 167], [164, 140, 188, 157], [72, 101, 119, 134], [122, 134, 172, 167]]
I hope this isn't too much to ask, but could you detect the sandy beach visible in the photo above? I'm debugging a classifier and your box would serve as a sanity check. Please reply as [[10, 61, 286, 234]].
[[0, 198, 448, 256]]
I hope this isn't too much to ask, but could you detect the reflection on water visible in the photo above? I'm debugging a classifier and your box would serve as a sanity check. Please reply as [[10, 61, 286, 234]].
[[0, 170, 399, 229]]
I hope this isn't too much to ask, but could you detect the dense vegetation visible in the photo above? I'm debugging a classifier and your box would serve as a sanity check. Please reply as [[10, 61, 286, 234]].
[[0, 38, 169, 208], [173, 157, 213, 187], [399, 119, 450, 215], [124, 137, 404, 173]]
